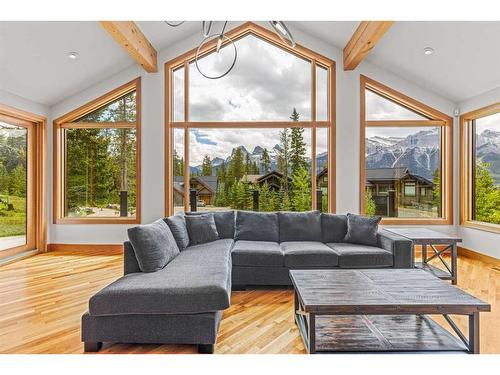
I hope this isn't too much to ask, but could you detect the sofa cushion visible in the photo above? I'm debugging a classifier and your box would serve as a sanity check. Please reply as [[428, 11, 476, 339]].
[[232, 240, 283, 267], [89, 239, 233, 316], [185, 210, 235, 239], [344, 213, 382, 246], [278, 211, 322, 242], [235, 211, 279, 242], [327, 242, 393, 268], [164, 214, 190, 250], [185, 213, 219, 245], [281, 241, 339, 268], [321, 213, 348, 243], [127, 219, 180, 273]]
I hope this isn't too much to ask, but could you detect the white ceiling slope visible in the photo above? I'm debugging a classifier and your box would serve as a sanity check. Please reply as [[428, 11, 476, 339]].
[[0, 21, 499, 106]]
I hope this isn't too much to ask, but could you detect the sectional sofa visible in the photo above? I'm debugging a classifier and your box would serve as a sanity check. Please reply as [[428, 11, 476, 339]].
[[81, 210, 413, 354]]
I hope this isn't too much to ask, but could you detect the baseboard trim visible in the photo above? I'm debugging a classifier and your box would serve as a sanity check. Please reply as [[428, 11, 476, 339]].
[[47, 243, 124, 254], [458, 246, 500, 267]]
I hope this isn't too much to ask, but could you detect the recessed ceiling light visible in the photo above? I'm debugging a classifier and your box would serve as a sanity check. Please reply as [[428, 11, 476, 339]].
[[423, 47, 434, 55], [68, 52, 79, 60]]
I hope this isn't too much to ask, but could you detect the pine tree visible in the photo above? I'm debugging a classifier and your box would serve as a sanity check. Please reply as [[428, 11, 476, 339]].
[[289, 107, 300, 122], [230, 147, 245, 182], [244, 152, 251, 175], [261, 148, 271, 174], [201, 155, 212, 176], [365, 189, 376, 216], [279, 189, 292, 211], [432, 168, 441, 216], [290, 127, 307, 176], [474, 161, 500, 224], [277, 129, 290, 189], [291, 167, 311, 211]]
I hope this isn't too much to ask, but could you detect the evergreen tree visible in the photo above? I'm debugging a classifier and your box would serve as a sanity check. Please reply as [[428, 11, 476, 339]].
[[261, 148, 271, 173], [279, 189, 292, 211], [474, 161, 500, 224], [173, 150, 184, 177], [201, 155, 212, 176], [290, 127, 307, 176], [289, 107, 300, 122], [277, 129, 290, 189], [432, 168, 441, 216], [244, 153, 251, 175], [230, 147, 245, 182], [291, 167, 311, 211], [365, 189, 376, 216]]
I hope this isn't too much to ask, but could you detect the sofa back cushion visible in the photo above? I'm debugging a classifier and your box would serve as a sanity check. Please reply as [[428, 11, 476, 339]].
[[185, 213, 220, 246], [344, 213, 382, 247], [185, 210, 235, 239], [127, 219, 180, 273], [321, 213, 348, 243], [164, 214, 190, 250], [235, 211, 279, 242], [278, 211, 322, 242]]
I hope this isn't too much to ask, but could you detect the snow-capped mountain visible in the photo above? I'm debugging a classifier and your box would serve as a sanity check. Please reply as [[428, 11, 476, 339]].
[[476, 129, 500, 184], [366, 129, 441, 181]]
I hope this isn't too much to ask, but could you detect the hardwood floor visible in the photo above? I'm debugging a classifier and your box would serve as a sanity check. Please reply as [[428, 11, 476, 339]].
[[0, 249, 498, 354]]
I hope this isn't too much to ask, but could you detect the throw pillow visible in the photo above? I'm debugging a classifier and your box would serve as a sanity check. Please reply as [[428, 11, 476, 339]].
[[185, 213, 220, 246], [234, 211, 279, 242], [343, 213, 382, 246], [127, 219, 180, 273], [164, 214, 190, 250], [185, 210, 235, 239]]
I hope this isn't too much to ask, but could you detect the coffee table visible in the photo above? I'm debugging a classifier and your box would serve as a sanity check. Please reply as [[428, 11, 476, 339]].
[[290, 269, 490, 354]]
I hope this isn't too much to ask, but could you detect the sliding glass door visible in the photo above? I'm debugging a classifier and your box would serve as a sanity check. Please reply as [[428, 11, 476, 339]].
[[0, 113, 36, 257]]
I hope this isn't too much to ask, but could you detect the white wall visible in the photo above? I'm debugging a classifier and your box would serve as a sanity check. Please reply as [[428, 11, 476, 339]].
[[47, 23, 460, 244], [457, 87, 500, 258]]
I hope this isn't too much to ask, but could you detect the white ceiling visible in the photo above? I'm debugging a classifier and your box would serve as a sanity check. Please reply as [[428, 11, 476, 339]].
[[0, 21, 499, 107]]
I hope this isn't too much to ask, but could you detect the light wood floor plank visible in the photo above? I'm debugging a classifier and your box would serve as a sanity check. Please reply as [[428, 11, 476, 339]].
[[0, 250, 498, 354]]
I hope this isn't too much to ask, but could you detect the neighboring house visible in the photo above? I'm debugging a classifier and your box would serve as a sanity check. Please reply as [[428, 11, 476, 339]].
[[191, 176, 217, 205], [317, 168, 328, 190], [365, 167, 435, 213], [173, 176, 185, 207]]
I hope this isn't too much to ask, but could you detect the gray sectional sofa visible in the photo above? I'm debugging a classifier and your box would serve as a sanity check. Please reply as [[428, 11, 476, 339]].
[[82, 210, 413, 354]]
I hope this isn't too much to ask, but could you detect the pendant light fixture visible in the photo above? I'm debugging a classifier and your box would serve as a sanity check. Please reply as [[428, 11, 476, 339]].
[[164, 21, 297, 79]]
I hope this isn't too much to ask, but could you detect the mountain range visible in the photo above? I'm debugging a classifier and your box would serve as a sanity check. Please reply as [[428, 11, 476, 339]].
[[189, 128, 500, 185], [191, 144, 327, 176]]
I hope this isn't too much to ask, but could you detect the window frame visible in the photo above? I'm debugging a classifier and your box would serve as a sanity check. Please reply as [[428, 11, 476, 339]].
[[164, 22, 336, 216], [460, 102, 500, 233], [360, 75, 453, 225], [0, 103, 47, 257], [53, 78, 141, 224]]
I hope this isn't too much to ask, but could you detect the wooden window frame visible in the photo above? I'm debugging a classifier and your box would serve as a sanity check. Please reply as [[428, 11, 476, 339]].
[[53, 78, 141, 224], [164, 22, 336, 216], [460, 102, 500, 234], [0, 104, 47, 258], [360, 75, 453, 225]]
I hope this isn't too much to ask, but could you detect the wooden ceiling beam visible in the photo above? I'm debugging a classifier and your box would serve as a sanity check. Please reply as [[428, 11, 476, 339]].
[[343, 21, 394, 71], [100, 21, 157, 73]]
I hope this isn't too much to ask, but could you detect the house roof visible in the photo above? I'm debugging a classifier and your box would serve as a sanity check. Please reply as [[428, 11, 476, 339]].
[[191, 175, 217, 193], [317, 167, 328, 179], [366, 167, 408, 181], [242, 174, 263, 183], [256, 170, 292, 183]]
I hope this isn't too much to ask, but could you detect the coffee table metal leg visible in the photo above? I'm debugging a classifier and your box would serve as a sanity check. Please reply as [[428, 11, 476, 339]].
[[452, 243, 458, 285], [308, 313, 316, 354], [469, 312, 480, 354], [422, 243, 427, 264]]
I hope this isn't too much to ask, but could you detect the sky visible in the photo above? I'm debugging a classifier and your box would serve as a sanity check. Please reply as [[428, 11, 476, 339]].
[[172, 33, 450, 166], [476, 111, 500, 134]]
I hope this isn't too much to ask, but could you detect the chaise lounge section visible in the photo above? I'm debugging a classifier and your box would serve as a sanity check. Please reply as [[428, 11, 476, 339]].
[[81, 210, 413, 353]]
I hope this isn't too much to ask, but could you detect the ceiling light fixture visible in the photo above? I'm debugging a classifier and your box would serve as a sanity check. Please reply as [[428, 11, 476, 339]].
[[164, 21, 297, 79], [423, 47, 434, 55], [68, 52, 79, 60]]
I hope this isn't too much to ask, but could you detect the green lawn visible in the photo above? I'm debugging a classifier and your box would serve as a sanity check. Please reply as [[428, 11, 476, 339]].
[[0, 195, 26, 238]]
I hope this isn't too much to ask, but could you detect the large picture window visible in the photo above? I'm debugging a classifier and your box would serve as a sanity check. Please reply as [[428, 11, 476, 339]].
[[165, 22, 335, 215], [53, 78, 141, 224], [360, 76, 453, 224], [460, 103, 500, 233]]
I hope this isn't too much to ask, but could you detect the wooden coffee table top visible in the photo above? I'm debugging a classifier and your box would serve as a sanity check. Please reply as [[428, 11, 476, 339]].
[[290, 269, 490, 315], [384, 227, 462, 242]]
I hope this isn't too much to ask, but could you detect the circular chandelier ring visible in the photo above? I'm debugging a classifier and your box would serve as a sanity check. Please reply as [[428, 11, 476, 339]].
[[195, 34, 238, 80]]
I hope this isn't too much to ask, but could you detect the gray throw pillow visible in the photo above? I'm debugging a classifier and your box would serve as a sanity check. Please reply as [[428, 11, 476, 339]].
[[343, 213, 382, 246], [321, 213, 348, 243], [127, 219, 180, 273], [278, 211, 322, 242], [185, 213, 219, 246], [235, 211, 279, 242], [164, 214, 190, 250], [185, 210, 235, 239]]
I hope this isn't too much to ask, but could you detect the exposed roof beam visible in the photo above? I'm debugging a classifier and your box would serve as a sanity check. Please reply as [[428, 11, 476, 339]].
[[100, 21, 157, 73], [343, 21, 394, 71]]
